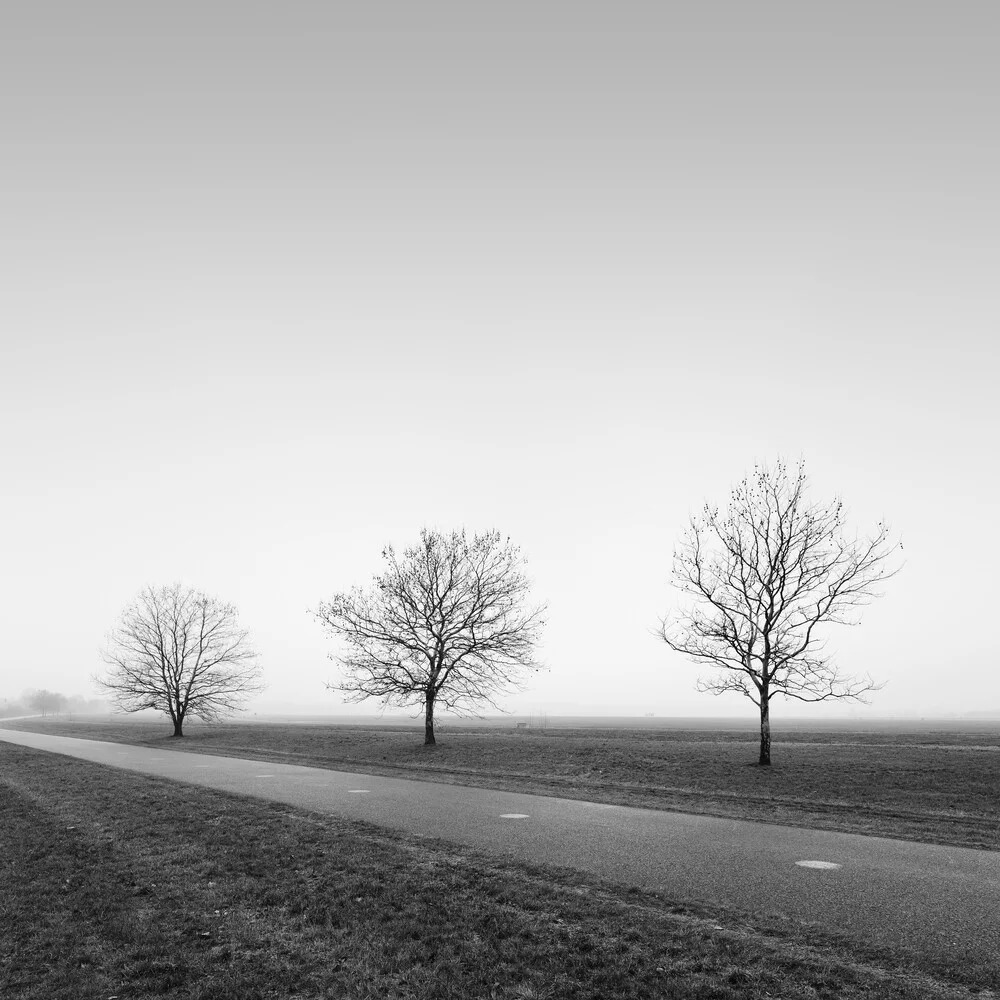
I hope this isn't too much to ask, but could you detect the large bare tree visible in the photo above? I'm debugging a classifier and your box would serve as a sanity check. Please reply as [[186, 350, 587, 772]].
[[660, 460, 901, 765], [97, 584, 263, 737], [314, 528, 546, 745]]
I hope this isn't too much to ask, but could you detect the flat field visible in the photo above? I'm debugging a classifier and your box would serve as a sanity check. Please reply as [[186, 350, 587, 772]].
[[5, 716, 998, 851], [0, 742, 990, 999]]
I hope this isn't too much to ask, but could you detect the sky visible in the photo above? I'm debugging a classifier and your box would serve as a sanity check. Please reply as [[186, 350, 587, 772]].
[[2, 3, 998, 721]]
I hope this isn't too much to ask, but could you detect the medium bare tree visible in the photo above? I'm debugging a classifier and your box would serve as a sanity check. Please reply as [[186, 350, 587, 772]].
[[97, 584, 263, 737], [26, 689, 67, 716], [660, 460, 901, 765], [314, 528, 546, 745]]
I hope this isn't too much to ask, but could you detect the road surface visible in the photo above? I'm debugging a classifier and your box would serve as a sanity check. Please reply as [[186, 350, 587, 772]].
[[2, 727, 997, 975]]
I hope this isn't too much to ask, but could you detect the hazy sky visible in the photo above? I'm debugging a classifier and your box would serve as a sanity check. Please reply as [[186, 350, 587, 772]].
[[2, 3, 997, 719]]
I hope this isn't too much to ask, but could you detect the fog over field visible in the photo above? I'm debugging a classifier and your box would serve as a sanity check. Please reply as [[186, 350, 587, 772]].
[[2, 4, 998, 721], [272, 716, 1000, 730], [17, 711, 1000, 733]]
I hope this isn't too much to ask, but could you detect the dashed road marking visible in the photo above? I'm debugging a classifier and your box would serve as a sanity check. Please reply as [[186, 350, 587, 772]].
[[254, 774, 275, 778], [796, 860, 842, 870], [500, 813, 530, 819], [348, 789, 370, 794]]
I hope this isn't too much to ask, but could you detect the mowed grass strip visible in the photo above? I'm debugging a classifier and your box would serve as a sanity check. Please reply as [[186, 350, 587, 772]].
[[7, 717, 999, 851], [0, 745, 989, 1000]]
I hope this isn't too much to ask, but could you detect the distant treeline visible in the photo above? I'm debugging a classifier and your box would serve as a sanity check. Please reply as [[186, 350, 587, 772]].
[[0, 689, 108, 718]]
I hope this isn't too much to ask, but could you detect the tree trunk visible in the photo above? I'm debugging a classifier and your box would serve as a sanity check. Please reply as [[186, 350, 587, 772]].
[[758, 700, 771, 766], [172, 717, 184, 738], [424, 692, 435, 746]]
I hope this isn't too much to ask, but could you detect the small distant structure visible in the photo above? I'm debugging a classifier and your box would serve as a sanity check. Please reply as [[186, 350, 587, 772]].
[[515, 721, 528, 730]]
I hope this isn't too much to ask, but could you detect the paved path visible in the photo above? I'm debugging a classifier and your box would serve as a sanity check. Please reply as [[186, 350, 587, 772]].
[[2, 728, 998, 975]]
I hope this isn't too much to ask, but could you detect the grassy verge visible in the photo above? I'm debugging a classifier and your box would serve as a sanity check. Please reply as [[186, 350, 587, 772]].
[[5, 716, 999, 852], [0, 743, 992, 999]]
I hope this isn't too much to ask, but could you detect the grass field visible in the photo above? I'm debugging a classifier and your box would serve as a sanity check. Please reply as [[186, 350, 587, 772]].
[[1, 742, 993, 999], [5, 715, 999, 851]]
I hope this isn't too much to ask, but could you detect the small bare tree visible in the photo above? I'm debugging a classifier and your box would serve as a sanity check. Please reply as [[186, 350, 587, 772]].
[[660, 460, 901, 765], [97, 584, 263, 737], [314, 528, 546, 745]]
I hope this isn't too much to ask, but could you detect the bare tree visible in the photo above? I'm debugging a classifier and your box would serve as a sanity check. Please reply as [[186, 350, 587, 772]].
[[97, 584, 263, 737], [314, 528, 546, 745], [25, 689, 67, 716], [659, 460, 901, 765]]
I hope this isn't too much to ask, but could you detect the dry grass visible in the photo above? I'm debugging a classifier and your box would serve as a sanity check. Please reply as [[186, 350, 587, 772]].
[[1, 742, 991, 999], [7, 716, 999, 851]]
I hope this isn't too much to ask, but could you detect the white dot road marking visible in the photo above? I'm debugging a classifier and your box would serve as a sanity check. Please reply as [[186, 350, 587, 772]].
[[348, 789, 370, 794], [500, 813, 530, 819], [796, 860, 842, 870]]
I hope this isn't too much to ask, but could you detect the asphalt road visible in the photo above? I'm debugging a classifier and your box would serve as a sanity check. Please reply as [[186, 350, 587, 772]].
[[2, 727, 998, 975]]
